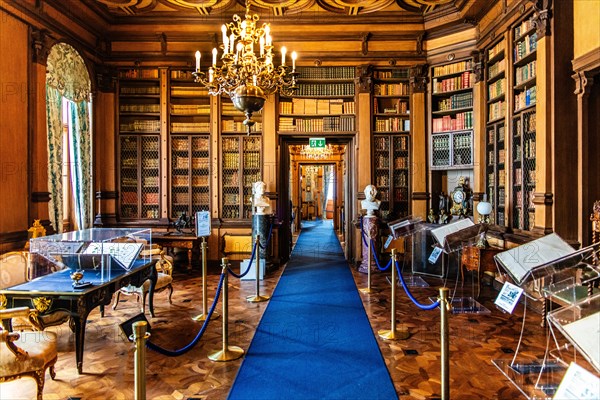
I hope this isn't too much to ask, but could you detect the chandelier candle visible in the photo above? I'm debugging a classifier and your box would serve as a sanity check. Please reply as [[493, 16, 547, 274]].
[[194, 1, 298, 134]]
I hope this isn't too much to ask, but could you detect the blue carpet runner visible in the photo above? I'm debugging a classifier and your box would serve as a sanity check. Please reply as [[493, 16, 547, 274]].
[[228, 219, 398, 400]]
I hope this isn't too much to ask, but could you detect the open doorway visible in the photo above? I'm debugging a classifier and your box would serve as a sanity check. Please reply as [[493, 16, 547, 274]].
[[281, 140, 353, 259]]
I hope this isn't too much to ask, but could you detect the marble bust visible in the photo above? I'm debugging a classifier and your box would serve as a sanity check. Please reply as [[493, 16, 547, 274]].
[[361, 184, 381, 217], [252, 181, 271, 215]]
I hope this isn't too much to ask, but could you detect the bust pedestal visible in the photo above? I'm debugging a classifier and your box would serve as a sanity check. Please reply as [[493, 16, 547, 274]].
[[359, 215, 379, 274], [252, 213, 271, 262]]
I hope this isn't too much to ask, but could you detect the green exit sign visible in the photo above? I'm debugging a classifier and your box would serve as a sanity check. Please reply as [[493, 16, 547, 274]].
[[309, 138, 326, 148]]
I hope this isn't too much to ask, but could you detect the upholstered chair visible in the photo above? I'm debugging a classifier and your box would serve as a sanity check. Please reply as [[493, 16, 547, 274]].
[[112, 250, 174, 316], [0, 307, 58, 400]]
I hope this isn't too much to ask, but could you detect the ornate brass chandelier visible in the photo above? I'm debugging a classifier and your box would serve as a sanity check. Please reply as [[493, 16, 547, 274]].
[[300, 144, 334, 160], [194, 0, 298, 134]]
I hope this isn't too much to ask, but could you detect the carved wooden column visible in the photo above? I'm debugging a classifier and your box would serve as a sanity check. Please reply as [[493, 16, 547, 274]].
[[29, 29, 54, 233], [531, 0, 554, 235], [409, 64, 428, 219], [573, 70, 596, 246], [93, 67, 118, 226], [471, 51, 486, 221]]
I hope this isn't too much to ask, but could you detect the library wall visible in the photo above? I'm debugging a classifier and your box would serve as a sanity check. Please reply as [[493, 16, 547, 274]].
[[574, 0, 600, 58], [0, 10, 29, 249]]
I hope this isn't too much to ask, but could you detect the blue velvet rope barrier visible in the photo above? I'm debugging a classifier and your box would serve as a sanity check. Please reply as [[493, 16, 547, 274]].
[[360, 216, 368, 247], [258, 222, 274, 250], [370, 238, 392, 271], [395, 259, 440, 310], [147, 271, 225, 356], [227, 239, 258, 279]]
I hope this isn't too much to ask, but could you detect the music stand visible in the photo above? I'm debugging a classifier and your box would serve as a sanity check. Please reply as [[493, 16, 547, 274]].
[[386, 217, 429, 288], [429, 219, 491, 314]]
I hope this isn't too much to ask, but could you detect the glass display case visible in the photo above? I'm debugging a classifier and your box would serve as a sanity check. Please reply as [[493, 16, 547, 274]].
[[28, 228, 152, 285]]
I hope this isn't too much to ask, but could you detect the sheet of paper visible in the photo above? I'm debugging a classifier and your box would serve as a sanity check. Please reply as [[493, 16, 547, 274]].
[[84, 242, 144, 270], [494, 281, 524, 314], [554, 362, 600, 399], [430, 219, 474, 247], [493, 233, 574, 285], [562, 311, 600, 373]]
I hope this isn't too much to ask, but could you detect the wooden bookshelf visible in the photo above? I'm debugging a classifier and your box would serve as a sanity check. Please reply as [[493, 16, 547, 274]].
[[511, 14, 537, 231], [278, 66, 356, 134], [117, 68, 161, 220], [429, 59, 474, 170], [485, 38, 507, 226], [372, 68, 411, 221]]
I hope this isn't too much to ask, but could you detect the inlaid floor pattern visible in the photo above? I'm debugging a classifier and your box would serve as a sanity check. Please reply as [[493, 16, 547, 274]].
[[0, 242, 567, 399]]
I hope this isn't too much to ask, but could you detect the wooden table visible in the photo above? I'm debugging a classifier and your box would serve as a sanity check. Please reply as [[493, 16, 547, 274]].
[[0, 256, 157, 374], [152, 233, 199, 271], [460, 245, 503, 297]]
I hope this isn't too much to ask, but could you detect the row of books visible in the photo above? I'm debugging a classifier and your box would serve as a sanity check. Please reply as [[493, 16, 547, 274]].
[[488, 100, 506, 121], [120, 86, 159, 95], [170, 70, 195, 80], [222, 120, 262, 132], [514, 33, 538, 62], [121, 137, 159, 151], [488, 59, 506, 80], [514, 86, 537, 111], [374, 117, 410, 132], [171, 191, 211, 205], [171, 87, 209, 96], [436, 92, 473, 111], [395, 156, 409, 169], [120, 120, 160, 132], [171, 104, 210, 115], [523, 111, 536, 132], [432, 60, 472, 77], [487, 172, 506, 190], [120, 104, 160, 113], [487, 126, 505, 143], [487, 148, 506, 164], [453, 133, 472, 149], [222, 153, 241, 169], [515, 60, 536, 85], [432, 72, 473, 94], [295, 83, 355, 97], [432, 111, 473, 133], [119, 69, 159, 79], [488, 40, 505, 60], [172, 137, 209, 150], [373, 99, 408, 114], [395, 172, 409, 187], [296, 66, 355, 79], [243, 152, 261, 168], [514, 18, 535, 39], [373, 70, 409, 79], [279, 98, 354, 115], [488, 78, 505, 100], [279, 116, 355, 132], [373, 83, 409, 96], [171, 122, 210, 132]]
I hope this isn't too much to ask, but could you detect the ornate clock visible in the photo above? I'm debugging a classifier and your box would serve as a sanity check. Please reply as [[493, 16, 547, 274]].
[[450, 184, 466, 216]]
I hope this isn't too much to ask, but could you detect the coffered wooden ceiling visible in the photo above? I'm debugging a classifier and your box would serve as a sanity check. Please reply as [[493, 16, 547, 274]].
[[89, 0, 458, 17]]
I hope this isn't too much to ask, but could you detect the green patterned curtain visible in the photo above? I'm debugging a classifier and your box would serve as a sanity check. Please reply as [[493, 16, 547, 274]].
[[45, 85, 64, 232], [46, 43, 92, 232], [69, 101, 92, 229]]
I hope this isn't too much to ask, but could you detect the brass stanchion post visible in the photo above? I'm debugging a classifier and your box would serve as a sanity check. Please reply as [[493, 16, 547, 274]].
[[193, 237, 219, 321], [247, 235, 270, 303], [208, 257, 244, 362], [132, 321, 150, 400], [440, 287, 450, 400], [378, 248, 409, 340]]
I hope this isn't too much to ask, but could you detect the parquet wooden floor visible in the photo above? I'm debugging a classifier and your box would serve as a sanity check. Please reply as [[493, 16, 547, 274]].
[[0, 230, 578, 399]]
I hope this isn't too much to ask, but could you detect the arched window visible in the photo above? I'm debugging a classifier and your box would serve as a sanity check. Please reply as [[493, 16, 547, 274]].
[[46, 43, 92, 232]]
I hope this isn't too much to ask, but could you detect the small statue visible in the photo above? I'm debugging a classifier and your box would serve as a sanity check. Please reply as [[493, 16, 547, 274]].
[[439, 209, 449, 224], [428, 208, 436, 223], [252, 181, 272, 215], [361, 184, 381, 217], [174, 212, 191, 234], [439, 192, 448, 213]]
